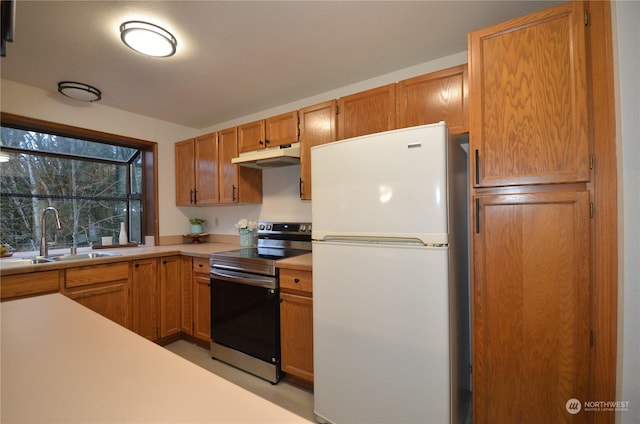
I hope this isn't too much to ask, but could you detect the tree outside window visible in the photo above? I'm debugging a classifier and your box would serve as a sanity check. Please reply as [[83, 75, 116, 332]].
[[1, 126, 143, 253]]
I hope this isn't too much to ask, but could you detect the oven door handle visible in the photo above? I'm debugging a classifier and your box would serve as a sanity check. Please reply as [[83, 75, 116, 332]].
[[210, 268, 276, 289]]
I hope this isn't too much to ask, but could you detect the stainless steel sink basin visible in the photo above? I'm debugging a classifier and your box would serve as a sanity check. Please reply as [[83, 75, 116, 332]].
[[1, 251, 122, 268], [49, 252, 122, 261], [0, 257, 55, 268], [0, 258, 53, 266]]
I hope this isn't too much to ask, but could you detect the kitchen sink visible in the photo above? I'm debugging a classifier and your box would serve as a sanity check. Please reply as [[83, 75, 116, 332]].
[[1, 252, 122, 268], [0, 257, 56, 268], [49, 252, 122, 261]]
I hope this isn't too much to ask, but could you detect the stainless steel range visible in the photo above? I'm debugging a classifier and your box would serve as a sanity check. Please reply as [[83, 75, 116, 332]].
[[209, 222, 312, 383]]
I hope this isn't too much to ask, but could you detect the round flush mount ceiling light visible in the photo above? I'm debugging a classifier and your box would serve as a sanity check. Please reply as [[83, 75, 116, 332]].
[[120, 21, 177, 57], [57, 81, 102, 102]]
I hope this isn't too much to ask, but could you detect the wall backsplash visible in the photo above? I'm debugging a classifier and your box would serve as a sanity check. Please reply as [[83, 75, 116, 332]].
[[177, 165, 311, 236]]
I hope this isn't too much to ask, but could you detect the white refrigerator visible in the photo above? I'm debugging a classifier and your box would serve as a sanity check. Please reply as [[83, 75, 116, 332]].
[[311, 122, 470, 424]]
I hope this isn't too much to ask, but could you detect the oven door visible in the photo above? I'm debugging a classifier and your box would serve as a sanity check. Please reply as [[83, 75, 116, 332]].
[[210, 268, 280, 364]]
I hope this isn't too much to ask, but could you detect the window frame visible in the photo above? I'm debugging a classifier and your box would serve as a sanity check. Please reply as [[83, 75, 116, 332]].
[[0, 112, 159, 245]]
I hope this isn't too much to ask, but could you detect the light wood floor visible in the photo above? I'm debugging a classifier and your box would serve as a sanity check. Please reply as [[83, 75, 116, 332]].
[[166, 339, 472, 424], [165, 340, 316, 421]]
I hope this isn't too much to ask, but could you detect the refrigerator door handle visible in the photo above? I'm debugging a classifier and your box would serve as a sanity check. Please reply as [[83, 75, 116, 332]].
[[317, 236, 436, 246]]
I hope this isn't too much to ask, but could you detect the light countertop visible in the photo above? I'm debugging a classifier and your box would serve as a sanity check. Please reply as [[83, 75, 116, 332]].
[[1, 242, 313, 276], [0, 242, 238, 276], [1, 293, 310, 423], [276, 253, 313, 271]]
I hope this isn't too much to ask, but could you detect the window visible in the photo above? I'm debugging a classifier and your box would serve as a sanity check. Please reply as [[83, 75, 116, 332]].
[[0, 113, 157, 253]]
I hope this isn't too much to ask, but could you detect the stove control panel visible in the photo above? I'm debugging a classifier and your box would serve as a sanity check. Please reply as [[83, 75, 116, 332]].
[[258, 222, 312, 234]]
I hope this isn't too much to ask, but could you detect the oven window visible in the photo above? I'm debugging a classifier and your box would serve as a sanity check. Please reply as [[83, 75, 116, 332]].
[[211, 277, 280, 363]]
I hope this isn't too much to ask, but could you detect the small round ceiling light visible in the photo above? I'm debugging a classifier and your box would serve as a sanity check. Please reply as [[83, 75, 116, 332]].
[[120, 21, 177, 57], [57, 81, 102, 102]]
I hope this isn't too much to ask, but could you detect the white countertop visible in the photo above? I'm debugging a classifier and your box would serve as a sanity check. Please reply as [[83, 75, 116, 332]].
[[1, 293, 310, 423]]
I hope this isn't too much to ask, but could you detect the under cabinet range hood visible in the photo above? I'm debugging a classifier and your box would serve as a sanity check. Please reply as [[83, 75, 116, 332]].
[[231, 143, 301, 169]]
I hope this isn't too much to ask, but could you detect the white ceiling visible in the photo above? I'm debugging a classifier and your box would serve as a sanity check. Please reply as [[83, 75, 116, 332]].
[[1, 1, 560, 130]]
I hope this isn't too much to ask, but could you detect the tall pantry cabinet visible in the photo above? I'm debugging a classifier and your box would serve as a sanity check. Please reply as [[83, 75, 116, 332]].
[[469, 1, 617, 423]]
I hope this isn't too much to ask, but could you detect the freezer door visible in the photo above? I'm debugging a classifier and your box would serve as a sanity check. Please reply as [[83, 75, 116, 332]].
[[313, 240, 452, 424], [311, 123, 449, 244]]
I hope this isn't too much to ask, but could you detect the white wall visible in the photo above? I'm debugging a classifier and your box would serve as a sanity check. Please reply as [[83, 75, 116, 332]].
[[0, 78, 198, 237], [1, 51, 467, 236], [613, 1, 640, 422]]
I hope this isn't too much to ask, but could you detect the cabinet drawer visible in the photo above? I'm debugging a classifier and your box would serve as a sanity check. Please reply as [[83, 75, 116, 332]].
[[1, 270, 61, 300], [65, 262, 129, 288], [192, 257, 210, 274], [279, 269, 312, 294]]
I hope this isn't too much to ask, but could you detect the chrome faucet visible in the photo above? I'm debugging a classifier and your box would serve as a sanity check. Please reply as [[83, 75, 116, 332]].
[[40, 207, 62, 257]]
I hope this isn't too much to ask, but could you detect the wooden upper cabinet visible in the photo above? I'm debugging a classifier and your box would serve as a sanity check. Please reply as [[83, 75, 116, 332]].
[[194, 133, 218, 205], [218, 126, 240, 204], [397, 64, 468, 135], [238, 111, 299, 153], [299, 100, 337, 200], [175, 139, 196, 206], [238, 120, 266, 153], [337, 84, 396, 140], [266, 111, 299, 147], [472, 190, 591, 423], [218, 126, 263, 204], [174, 134, 218, 205], [469, 1, 590, 187]]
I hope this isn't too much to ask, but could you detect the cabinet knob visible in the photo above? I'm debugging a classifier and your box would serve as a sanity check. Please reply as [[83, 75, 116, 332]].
[[135, 263, 139, 268], [198, 263, 203, 268], [294, 278, 300, 283]]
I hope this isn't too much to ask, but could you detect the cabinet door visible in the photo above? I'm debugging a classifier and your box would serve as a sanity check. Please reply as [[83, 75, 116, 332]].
[[469, 1, 589, 187], [194, 133, 218, 205], [397, 64, 468, 135], [299, 100, 337, 200], [280, 292, 313, 383], [180, 256, 194, 335], [193, 274, 211, 342], [337, 83, 396, 140], [159, 256, 181, 338], [66, 282, 130, 328], [218, 126, 263, 204], [472, 190, 590, 423], [132, 258, 159, 341], [218, 126, 239, 204], [265, 111, 299, 148], [238, 120, 266, 153], [1, 270, 61, 301], [175, 139, 196, 205]]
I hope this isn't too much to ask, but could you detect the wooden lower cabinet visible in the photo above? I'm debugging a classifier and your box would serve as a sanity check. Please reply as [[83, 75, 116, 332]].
[[159, 256, 181, 338], [132, 258, 159, 341], [193, 273, 211, 342], [279, 268, 313, 385], [181, 256, 211, 343], [132, 256, 182, 341], [63, 262, 131, 329], [472, 190, 590, 423], [180, 256, 194, 335], [1, 270, 61, 301]]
